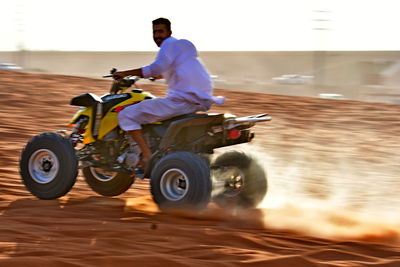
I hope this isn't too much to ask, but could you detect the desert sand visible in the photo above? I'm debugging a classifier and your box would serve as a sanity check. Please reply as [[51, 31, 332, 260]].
[[1, 69, 400, 266]]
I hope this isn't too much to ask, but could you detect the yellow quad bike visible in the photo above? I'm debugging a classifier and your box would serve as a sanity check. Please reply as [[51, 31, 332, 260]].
[[19, 71, 272, 211]]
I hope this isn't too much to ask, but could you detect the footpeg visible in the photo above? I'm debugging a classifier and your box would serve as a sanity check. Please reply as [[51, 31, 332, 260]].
[[134, 168, 145, 179]]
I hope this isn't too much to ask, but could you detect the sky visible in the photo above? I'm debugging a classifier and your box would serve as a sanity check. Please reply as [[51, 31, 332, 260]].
[[1, 0, 399, 51]]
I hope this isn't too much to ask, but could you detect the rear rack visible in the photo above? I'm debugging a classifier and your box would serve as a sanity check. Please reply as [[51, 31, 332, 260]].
[[224, 113, 272, 129]]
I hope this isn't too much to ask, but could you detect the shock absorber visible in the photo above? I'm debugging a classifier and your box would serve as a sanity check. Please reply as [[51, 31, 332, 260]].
[[70, 117, 88, 146]]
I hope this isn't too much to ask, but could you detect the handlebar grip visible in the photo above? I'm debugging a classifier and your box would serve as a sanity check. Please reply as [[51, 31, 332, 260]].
[[103, 68, 118, 78]]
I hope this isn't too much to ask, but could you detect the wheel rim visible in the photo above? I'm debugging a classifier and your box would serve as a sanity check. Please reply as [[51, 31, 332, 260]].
[[90, 167, 117, 182], [28, 149, 59, 184], [213, 167, 245, 197], [160, 168, 189, 201]]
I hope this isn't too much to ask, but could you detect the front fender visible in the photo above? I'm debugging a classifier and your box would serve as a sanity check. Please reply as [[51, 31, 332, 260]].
[[70, 107, 92, 124], [69, 107, 95, 144]]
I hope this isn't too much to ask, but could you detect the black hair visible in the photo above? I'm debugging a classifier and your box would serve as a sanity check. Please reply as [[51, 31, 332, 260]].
[[152, 17, 171, 31]]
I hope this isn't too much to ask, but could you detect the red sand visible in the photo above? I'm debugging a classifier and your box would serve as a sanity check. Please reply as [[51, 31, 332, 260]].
[[1, 70, 400, 266]]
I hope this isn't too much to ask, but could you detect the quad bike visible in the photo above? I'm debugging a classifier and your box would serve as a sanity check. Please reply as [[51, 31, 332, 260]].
[[19, 70, 272, 211]]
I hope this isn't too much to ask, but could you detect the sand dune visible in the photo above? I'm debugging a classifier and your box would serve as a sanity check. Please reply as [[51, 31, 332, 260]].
[[1, 70, 400, 266]]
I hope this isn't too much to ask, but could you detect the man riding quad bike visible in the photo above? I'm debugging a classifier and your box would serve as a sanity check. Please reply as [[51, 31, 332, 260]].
[[20, 17, 271, 211], [19, 74, 271, 211]]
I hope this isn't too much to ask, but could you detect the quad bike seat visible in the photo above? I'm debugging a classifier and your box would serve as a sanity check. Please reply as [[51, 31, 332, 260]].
[[146, 112, 224, 142], [157, 112, 225, 127], [160, 112, 208, 124]]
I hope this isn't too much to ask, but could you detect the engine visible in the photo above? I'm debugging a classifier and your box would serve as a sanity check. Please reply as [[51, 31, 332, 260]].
[[115, 134, 141, 169]]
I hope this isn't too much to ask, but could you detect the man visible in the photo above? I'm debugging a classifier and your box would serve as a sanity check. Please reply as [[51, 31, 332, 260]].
[[113, 18, 223, 167]]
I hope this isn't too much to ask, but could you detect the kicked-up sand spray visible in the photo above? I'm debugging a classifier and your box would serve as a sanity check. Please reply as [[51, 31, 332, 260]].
[[214, 143, 400, 242]]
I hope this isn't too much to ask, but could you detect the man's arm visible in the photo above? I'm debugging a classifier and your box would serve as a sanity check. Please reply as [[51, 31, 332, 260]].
[[113, 68, 143, 80], [114, 41, 172, 80]]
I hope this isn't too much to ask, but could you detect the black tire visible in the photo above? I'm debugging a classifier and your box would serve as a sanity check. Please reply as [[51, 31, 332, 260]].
[[211, 150, 267, 208], [150, 152, 211, 211], [82, 167, 134, 196], [19, 132, 78, 199]]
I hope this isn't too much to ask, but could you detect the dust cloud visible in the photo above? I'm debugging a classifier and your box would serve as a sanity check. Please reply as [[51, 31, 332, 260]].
[[229, 144, 400, 242]]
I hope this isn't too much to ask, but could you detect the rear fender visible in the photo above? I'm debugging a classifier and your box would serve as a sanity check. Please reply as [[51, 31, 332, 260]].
[[159, 114, 224, 150]]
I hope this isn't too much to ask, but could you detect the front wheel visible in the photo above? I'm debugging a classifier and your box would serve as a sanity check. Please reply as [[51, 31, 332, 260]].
[[82, 167, 135, 196], [19, 132, 78, 199], [211, 150, 267, 209], [150, 152, 211, 211]]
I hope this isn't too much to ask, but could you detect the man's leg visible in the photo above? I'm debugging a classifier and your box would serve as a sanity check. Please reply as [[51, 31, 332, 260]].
[[118, 97, 203, 166], [127, 129, 152, 166]]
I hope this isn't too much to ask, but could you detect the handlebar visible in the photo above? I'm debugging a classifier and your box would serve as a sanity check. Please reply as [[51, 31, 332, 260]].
[[103, 68, 159, 94], [102, 68, 155, 82], [103, 67, 118, 79]]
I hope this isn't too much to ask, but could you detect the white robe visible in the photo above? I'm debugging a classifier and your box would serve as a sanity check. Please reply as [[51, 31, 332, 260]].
[[118, 36, 224, 131]]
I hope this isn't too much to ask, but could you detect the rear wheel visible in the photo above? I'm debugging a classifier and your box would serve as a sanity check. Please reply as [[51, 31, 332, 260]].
[[82, 167, 134, 196], [211, 150, 267, 208], [19, 132, 78, 199], [150, 152, 211, 211]]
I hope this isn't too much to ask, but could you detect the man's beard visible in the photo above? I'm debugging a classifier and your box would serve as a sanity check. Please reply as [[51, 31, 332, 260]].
[[154, 38, 164, 47]]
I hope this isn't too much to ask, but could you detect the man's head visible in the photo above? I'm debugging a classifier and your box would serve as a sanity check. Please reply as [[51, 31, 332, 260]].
[[152, 18, 172, 47]]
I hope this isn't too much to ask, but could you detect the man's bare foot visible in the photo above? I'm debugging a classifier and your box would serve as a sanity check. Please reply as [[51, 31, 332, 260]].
[[126, 130, 152, 169], [138, 152, 152, 169]]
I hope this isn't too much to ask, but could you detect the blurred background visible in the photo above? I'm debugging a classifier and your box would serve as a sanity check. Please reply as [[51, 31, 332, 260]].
[[1, 0, 400, 103]]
